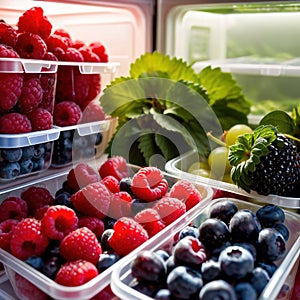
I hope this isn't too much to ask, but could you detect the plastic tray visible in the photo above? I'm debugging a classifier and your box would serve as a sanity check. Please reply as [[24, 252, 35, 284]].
[[111, 197, 300, 300], [0, 164, 214, 300], [51, 117, 118, 168], [165, 150, 300, 209]]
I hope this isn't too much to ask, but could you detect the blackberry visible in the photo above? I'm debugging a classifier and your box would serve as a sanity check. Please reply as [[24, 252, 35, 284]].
[[229, 125, 300, 197]]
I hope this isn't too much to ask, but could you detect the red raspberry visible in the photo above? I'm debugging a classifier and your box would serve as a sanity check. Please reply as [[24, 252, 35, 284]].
[[98, 156, 129, 181], [27, 108, 53, 131], [55, 259, 98, 287], [72, 40, 85, 49], [168, 180, 203, 211], [67, 162, 100, 191], [41, 205, 78, 241], [89, 42, 109, 62], [79, 46, 101, 62], [15, 32, 47, 59], [53, 28, 72, 40], [58, 47, 84, 62], [73, 73, 92, 105], [101, 175, 120, 193], [134, 208, 166, 238], [70, 181, 111, 219], [108, 191, 132, 219], [54, 101, 82, 126], [0, 44, 19, 58], [131, 167, 168, 202], [45, 34, 70, 53], [60, 227, 102, 264], [0, 219, 19, 252], [0, 113, 32, 134], [34, 205, 50, 220], [0, 197, 28, 222], [42, 51, 58, 62], [0, 22, 18, 47], [14, 273, 49, 300], [108, 217, 148, 256], [80, 101, 106, 123], [78, 216, 104, 238], [21, 186, 54, 217], [19, 77, 43, 114], [17, 7, 52, 40], [10, 218, 49, 260], [153, 197, 186, 226]]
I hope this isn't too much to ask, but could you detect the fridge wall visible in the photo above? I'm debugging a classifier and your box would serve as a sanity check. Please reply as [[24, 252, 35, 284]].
[[156, 0, 300, 117], [1, 0, 154, 78]]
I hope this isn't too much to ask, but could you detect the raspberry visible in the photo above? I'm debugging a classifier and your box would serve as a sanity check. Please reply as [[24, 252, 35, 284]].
[[34, 205, 50, 220], [0, 22, 18, 47], [153, 197, 186, 226], [41, 205, 78, 241], [58, 47, 84, 62], [55, 259, 98, 287], [19, 77, 43, 114], [72, 40, 85, 49], [10, 218, 49, 260], [0, 219, 19, 252], [80, 101, 106, 123], [108, 191, 132, 219], [134, 208, 166, 238], [131, 167, 168, 202], [89, 42, 109, 62], [17, 7, 52, 40], [0, 113, 32, 134], [21, 186, 54, 217], [108, 217, 149, 256], [60, 227, 102, 264], [15, 32, 47, 59], [0, 196, 28, 222], [101, 175, 120, 193], [14, 273, 49, 300], [168, 180, 203, 211], [0, 44, 19, 58], [79, 46, 101, 62], [78, 216, 104, 238], [53, 101, 82, 126], [45, 34, 70, 53], [70, 181, 111, 219], [86, 74, 102, 103], [67, 162, 100, 191], [27, 108, 53, 131], [53, 28, 72, 40], [98, 156, 129, 181]]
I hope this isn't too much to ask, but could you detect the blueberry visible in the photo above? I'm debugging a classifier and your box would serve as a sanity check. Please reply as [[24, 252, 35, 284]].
[[155, 250, 170, 262], [209, 200, 238, 225], [201, 259, 221, 282], [131, 250, 167, 284], [119, 177, 133, 194], [25, 255, 44, 271], [32, 157, 45, 171], [178, 225, 199, 240], [21, 146, 35, 160], [233, 242, 257, 261], [234, 282, 257, 300], [54, 192, 74, 209], [167, 266, 203, 299], [165, 255, 176, 275], [101, 229, 114, 251], [0, 161, 20, 179], [256, 204, 285, 228], [104, 216, 117, 229], [257, 228, 286, 262], [198, 218, 230, 251], [248, 267, 270, 295], [19, 159, 33, 174], [256, 261, 278, 277], [273, 223, 289, 241], [61, 130, 73, 139], [218, 246, 254, 280], [63, 137, 73, 151], [97, 252, 120, 273], [131, 198, 152, 215], [173, 236, 206, 267], [95, 132, 103, 145], [154, 289, 172, 300], [199, 279, 237, 300], [1, 148, 22, 162], [129, 279, 158, 298], [33, 144, 45, 160], [229, 209, 261, 243], [42, 256, 63, 279]]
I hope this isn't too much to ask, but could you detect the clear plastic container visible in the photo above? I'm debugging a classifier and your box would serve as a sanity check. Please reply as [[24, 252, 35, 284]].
[[111, 197, 300, 300], [0, 165, 214, 300], [0, 128, 60, 182], [165, 150, 300, 209]]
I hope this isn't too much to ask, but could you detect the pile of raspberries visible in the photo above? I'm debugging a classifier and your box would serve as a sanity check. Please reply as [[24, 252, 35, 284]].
[[0, 7, 108, 134]]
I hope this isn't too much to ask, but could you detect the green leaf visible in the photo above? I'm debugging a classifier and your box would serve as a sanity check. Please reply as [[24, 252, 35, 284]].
[[138, 133, 160, 165], [155, 134, 180, 162]]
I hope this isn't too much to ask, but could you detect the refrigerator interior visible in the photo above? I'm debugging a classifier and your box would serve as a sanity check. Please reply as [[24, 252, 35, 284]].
[[157, 0, 300, 119]]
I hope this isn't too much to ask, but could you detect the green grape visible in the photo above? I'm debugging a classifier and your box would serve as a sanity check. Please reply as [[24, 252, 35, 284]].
[[225, 124, 253, 146], [208, 146, 231, 178], [188, 161, 210, 173]]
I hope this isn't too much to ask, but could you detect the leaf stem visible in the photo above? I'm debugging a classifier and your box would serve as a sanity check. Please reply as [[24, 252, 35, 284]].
[[284, 133, 300, 143], [207, 131, 227, 147]]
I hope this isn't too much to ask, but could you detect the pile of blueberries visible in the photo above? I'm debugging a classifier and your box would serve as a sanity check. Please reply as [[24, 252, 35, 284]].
[[51, 129, 103, 167], [129, 200, 290, 300], [0, 142, 53, 180]]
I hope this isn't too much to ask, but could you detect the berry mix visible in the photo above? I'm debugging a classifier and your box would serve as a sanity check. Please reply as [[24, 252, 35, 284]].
[[0, 156, 206, 298], [0, 7, 109, 135], [127, 199, 295, 300]]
